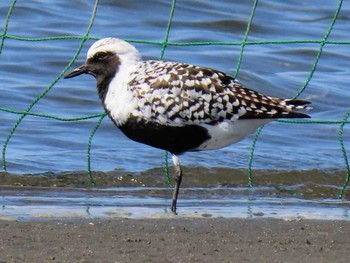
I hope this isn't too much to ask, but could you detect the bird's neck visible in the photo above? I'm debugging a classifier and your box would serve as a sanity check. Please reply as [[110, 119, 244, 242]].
[[100, 63, 139, 127], [96, 52, 141, 102], [96, 75, 114, 102]]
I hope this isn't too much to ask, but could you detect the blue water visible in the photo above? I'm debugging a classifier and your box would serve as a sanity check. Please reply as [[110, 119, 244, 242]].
[[1, 0, 350, 220]]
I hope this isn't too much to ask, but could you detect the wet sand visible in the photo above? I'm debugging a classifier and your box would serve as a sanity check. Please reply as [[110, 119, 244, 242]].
[[1, 217, 349, 263]]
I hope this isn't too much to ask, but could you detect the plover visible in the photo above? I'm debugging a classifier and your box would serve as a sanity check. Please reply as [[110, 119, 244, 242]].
[[64, 38, 311, 213]]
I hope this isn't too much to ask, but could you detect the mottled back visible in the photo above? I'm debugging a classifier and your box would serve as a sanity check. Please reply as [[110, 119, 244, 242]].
[[128, 60, 309, 126]]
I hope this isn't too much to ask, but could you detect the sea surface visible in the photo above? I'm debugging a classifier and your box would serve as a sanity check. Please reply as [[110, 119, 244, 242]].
[[0, 0, 350, 220]]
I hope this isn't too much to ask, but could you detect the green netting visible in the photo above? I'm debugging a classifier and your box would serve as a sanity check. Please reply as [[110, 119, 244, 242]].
[[0, 0, 349, 197]]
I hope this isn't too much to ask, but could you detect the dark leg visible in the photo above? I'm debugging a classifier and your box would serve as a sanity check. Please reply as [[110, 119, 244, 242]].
[[171, 155, 183, 214]]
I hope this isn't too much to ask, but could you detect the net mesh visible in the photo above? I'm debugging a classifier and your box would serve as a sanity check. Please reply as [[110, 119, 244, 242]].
[[0, 0, 349, 196]]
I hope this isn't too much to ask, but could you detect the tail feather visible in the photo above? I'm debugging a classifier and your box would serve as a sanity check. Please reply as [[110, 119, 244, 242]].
[[285, 99, 310, 105], [282, 99, 312, 118], [238, 98, 312, 120]]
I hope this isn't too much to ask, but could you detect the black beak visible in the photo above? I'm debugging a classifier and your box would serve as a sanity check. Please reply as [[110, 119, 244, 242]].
[[64, 64, 90, 79]]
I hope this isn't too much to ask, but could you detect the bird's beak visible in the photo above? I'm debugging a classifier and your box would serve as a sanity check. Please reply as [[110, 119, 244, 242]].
[[64, 64, 90, 79]]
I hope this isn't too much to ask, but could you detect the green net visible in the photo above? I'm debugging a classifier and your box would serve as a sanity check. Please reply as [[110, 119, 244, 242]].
[[1, 0, 349, 197]]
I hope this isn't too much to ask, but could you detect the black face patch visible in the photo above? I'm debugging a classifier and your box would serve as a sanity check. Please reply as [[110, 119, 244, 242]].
[[90, 51, 114, 63], [86, 51, 121, 101], [87, 51, 120, 75]]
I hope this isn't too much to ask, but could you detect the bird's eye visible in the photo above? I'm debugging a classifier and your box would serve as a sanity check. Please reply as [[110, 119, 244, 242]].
[[96, 53, 108, 61]]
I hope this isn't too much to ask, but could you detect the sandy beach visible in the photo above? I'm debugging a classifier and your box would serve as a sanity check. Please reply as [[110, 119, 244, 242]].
[[0, 217, 349, 263]]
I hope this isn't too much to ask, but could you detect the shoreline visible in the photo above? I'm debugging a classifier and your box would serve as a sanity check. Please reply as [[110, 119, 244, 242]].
[[1, 217, 349, 262]]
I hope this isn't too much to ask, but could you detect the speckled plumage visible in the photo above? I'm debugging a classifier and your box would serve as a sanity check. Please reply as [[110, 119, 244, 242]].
[[127, 60, 309, 126], [65, 38, 311, 213]]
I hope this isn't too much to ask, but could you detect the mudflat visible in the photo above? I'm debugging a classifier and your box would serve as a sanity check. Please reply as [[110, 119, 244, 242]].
[[0, 217, 349, 263]]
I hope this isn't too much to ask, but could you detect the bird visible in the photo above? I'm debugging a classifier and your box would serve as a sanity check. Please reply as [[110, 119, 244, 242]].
[[64, 38, 311, 214]]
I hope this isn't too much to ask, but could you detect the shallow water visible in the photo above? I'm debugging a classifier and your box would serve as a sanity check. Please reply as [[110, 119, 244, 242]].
[[1, 186, 349, 221], [0, 168, 349, 220], [0, 0, 350, 220]]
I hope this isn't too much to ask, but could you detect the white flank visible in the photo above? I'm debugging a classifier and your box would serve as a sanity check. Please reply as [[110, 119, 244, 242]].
[[195, 119, 272, 151]]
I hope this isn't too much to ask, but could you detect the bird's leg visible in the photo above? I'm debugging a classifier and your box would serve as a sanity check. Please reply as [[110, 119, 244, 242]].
[[171, 155, 183, 214]]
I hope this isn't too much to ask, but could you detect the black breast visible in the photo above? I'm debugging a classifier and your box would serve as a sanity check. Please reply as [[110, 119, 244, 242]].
[[118, 118, 211, 155]]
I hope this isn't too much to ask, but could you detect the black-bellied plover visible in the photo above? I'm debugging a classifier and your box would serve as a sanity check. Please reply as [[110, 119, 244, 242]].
[[65, 38, 311, 213]]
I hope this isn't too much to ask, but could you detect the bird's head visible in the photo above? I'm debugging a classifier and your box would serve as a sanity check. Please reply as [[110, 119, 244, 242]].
[[64, 38, 141, 80]]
